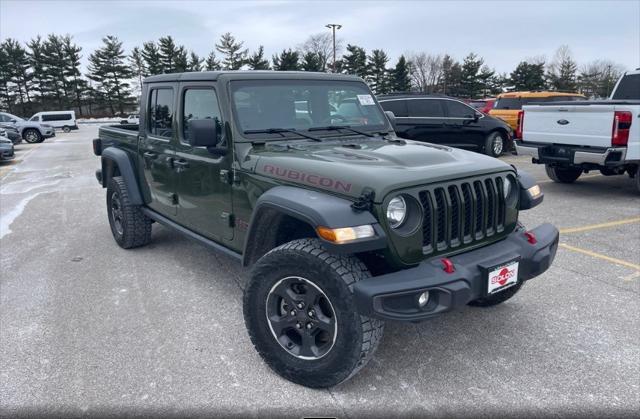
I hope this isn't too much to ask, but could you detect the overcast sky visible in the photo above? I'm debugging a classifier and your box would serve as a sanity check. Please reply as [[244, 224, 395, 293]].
[[1, 0, 638, 73]]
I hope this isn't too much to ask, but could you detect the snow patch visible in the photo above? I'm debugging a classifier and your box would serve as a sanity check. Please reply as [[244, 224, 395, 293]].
[[0, 192, 46, 239]]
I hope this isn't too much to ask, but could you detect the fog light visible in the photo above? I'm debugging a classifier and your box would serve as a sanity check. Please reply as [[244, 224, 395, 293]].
[[418, 291, 430, 307]]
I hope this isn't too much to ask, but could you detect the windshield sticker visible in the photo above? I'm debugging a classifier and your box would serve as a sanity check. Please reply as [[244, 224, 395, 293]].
[[357, 94, 375, 106]]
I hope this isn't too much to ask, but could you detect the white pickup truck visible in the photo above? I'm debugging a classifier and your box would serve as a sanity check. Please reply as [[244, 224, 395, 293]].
[[516, 69, 639, 193]]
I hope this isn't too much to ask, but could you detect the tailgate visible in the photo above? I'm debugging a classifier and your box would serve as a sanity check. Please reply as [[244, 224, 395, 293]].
[[522, 104, 614, 147]]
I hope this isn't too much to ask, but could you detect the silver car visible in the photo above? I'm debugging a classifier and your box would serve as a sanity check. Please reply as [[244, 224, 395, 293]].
[[0, 112, 56, 143]]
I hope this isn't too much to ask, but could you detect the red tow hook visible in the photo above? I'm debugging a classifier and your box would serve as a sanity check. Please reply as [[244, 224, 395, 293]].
[[524, 231, 537, 245], [441, 258, 455, 274]]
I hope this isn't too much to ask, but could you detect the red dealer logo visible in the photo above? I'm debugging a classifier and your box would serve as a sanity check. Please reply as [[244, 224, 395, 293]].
[[492, 267, 515, 286]]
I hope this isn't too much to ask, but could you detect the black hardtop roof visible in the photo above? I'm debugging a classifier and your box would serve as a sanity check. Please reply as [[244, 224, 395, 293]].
[[144, 70, 364, 84], [377, 93, 455, 101]]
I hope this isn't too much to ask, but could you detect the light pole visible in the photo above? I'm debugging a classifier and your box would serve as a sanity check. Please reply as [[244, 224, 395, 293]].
[[325, 23, 342, 72]]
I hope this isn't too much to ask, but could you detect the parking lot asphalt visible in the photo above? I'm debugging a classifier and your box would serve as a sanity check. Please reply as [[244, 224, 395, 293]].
[[1, 126, 638, 417]]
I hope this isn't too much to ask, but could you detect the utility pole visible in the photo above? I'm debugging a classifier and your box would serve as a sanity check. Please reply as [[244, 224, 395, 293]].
[[325, 23, 342, 72]]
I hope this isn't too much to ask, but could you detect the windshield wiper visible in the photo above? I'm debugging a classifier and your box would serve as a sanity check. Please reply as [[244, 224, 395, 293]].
[[308, 125, 375, 138], [243, 128, 322, 142]]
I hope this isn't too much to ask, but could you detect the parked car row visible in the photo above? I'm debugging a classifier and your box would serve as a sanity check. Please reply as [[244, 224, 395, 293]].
[[0, 129, 15, 162]]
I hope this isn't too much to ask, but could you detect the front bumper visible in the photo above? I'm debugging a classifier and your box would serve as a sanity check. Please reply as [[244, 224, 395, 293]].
[[516, 141, 626, 167], [0, 146, 15, 160], [353, 223, 559, 321], [43, 130, 56, 138]]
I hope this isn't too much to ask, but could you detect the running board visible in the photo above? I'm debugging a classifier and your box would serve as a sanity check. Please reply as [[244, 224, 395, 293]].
[[141, 207, 242, 262]]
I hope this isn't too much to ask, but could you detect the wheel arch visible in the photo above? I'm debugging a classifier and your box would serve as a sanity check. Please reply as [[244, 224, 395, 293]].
[[242, 186, 386, 267], [100, 147, 143, 205]]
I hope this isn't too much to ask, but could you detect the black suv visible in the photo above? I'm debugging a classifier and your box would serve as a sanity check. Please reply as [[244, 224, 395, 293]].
[[378, 94, 513, 157]]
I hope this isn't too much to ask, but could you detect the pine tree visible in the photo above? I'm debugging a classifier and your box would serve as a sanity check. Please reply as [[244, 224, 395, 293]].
[[272, 49, 300, 71], [460, 53, 484, 98], [301, 52, 323, 72], [62, 35, 85, 115], [547, 45, 578, 91], [129, 46, 146, 94], [174, 46, 188, 73], [389, 55, 411, 92], [247, 46, 270, 70], [510, 61, 546, 91], [0, 46, 14, 113], [341, 44, 367, 78], [187, 52, 203, 72], [478, 65, 495, 98], [215, 33, 248, 70], [44, 34, 73, 108], [86, 35, 133, 115], [142, 41, 163, 75], [366, 49, 389, 94], [205, 51, 221, 71], [158, 36, 183, 73], [1, 38, 33, 114], [438, 55, 463, 96]]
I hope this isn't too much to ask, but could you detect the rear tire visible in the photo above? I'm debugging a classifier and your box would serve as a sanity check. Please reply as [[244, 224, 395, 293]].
[[23, 129, 43, 144], [484, 131, 504, 157], [62, 126, 71, 133], [106, 176, 152, 249], [244, 238, 384, 388], [635, 166, 640, 194], [545, 165, 582, 183]]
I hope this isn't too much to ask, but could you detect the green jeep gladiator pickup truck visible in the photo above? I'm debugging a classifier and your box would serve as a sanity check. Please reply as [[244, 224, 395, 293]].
[[93, 71, 559, 388]]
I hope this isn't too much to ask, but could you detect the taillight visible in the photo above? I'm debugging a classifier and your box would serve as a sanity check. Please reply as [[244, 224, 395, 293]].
[[515, 110, 524, 139], [611, 111, 632, 146]]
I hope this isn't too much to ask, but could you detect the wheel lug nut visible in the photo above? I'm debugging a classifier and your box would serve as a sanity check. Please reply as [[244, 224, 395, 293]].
[[306, 322, 312, 329], [290, 310, 296, 316], [296, 322, 302, 329], [308, 310, 314, 317], [297, 302, 304, 309]]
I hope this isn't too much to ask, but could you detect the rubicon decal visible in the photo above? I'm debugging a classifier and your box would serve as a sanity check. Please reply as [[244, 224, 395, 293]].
[[262, 164, 352, 193]]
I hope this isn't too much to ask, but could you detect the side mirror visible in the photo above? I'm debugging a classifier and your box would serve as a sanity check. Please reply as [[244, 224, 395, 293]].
[[384, 110, 397, 131], [9, 119, 16, 123], [188, 118, 221, 148]]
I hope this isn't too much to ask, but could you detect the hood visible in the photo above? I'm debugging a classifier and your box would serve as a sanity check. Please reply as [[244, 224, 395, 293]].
[[246, 137, 513, 201]]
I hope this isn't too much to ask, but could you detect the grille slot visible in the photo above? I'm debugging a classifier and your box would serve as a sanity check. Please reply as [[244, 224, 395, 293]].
[[420, 177, 507, 255]]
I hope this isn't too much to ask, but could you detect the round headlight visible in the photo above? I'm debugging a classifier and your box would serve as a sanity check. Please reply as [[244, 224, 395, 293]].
[[386, 196, 407, 228]]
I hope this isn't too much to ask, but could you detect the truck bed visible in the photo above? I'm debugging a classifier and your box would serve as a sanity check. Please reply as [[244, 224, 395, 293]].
[[98, 124, 139, 150]]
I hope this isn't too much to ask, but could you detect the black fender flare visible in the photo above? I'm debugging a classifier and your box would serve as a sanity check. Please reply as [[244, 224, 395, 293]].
[[100, 147, 144, 205], [242, 186, 387, 266]]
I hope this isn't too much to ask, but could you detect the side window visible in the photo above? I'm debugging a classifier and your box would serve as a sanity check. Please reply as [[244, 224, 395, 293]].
[[0, 114, 6, 122], [446, 100, 476, 118], [148, 88, 174, 138], [407, 99, 444, 117], [182, 88, 222, 144], [380, 100, 408, 117], [30, 115, 39, 122]]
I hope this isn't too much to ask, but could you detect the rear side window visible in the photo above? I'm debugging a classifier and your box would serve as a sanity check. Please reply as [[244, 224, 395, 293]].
[[445, 100, 476, 118], [41, 113, 72, 121], [379, 100, 408, 117], [611, 74, 640, 100], [408, 99, 445, 118], [148, 88, 174, 138], [182, 88, 222, 143], [494, 98, 522, 110]]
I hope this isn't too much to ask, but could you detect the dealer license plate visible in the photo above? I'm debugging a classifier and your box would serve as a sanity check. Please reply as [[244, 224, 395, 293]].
[[487, 260, 519, 294]]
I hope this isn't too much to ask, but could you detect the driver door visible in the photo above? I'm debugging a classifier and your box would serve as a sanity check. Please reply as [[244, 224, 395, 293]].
[[174, 83, 233, 242]]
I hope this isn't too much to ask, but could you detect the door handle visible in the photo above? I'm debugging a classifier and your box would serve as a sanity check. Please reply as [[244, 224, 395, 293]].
[[173, 159, 190, 170], [143, 151, 157, 159]]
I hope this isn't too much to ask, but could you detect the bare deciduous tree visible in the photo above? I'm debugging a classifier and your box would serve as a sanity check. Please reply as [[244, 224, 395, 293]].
[[298, 33, 342, 72], [407, 52, 443, 93]]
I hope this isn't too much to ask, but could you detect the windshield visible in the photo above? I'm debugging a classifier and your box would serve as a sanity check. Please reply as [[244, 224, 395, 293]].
[[231, 80, 388, 138]]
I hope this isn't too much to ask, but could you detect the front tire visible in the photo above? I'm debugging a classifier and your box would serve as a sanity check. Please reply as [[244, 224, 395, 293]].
[[545, 165, 582, 183], [244, 238, 384, 388], [106, 176, 152, 249], [484, 131, 504, 157], [23, 129, 43, 144]]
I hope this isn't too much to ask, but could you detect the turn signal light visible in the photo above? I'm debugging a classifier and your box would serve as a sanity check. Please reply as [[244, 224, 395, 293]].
[[441, 258, 455, 274], [524, 231, 537, 245], [316, 225, 375, 244]]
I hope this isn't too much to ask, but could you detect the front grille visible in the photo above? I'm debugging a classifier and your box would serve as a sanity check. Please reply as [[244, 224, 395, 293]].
[[419, 176, 507, 255]]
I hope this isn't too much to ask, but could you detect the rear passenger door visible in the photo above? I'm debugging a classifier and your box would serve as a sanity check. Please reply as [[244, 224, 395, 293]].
[[139, 86, 177, 217], [405, 98, 448, 143], [443, 99, 485, 149], [174, 83, 233, 242]]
